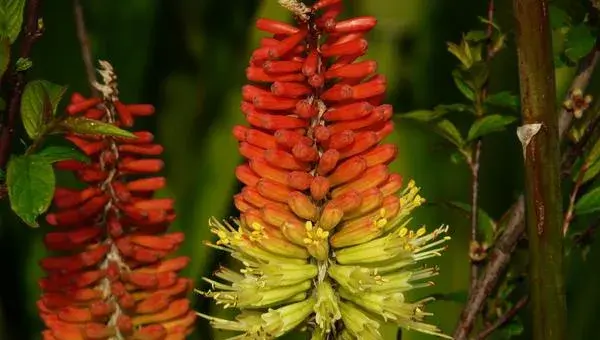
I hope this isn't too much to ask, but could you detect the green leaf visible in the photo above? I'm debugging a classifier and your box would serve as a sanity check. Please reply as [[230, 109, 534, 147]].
[[467, 114, 517, 141], [39, 80, 67, 115], [574, 186, 600, 215], [6, 154, 55, 227], [0, 0, 26, 43], [549, 5, 571, 30], [36, 146, 89, 164], [445, 201, 497, 244], [0, 38, 8, 79], [452, 69, 475, 101], [435, 103, 474, 114], [21, 81, 51, 139], [462, 61, 489, 91], [484, 91, 520, 109], [399, 110, 447, 122], [564, 23, 595, 63], [582, 159, 600, 184], [15, 57, 32, 72], [21, 80, 67, 139], [61, 116, 137, 139], [447, 40, 473, 68], [464, 30, 487, 42], [434, 119, 464, 148]]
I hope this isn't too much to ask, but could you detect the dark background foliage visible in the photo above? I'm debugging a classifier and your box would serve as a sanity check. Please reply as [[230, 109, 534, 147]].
[[0, 0, 599, 339]]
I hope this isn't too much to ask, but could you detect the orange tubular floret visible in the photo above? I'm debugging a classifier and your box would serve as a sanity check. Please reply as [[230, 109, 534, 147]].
[[38, 64, 193, 339]]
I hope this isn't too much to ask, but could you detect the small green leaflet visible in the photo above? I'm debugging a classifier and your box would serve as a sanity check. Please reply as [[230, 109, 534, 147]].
[[15, 57, 32, 72], [574, 186, 600, 215], [61, 116, 137, 139], [464, 30, 487, 42], [564, 23, 595, 63], [6, 154, 55, 227], [21, 80, 67, 139], [36, 145, 89, 164], [467, 114, 517, 141], [484, 91, 519, 109], [549, 4, 570, 29], [434, 119, 464, 148], [452, 69, 475, 101], [0, 0, 26, 43], [399, 110, 448, 122]]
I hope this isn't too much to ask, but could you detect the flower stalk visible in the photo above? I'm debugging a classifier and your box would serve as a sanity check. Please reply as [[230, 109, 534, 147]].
[[199, 0, 450, 338]]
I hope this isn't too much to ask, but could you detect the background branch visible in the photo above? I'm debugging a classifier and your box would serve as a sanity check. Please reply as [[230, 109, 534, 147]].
[[0, 0, 43, 170], [73, 0, 98, 97], [477, 295, 529, 340]]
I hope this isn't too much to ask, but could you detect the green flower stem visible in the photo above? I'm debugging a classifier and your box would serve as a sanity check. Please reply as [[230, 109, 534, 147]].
[[512, 1, 567, 340]]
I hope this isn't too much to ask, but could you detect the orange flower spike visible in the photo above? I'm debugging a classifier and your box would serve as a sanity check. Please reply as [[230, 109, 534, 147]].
[[38, 61, 191, 339], [201, 2, 451, 339]]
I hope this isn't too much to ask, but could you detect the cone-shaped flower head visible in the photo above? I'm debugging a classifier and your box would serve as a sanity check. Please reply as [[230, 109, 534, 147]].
[[200, 1, 451, 338], [38, 61, 195, 340]]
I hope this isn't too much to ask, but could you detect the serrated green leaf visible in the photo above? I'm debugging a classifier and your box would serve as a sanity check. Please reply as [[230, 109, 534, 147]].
[[464, 30, 487, 42], [21, 81, 51, 139], [6, 154, 55, 227], [0, 0, 26, 43], [447, 40, 473, 68], [549, 4, 571, 30], [467, 114, 517, 141], [582, 159, 600, 184], [15, 57, 32, 72], [485, 91, 520, 109], [574, 186, 600, 215], [565, 23, 595, 63], [21, 80, 67, 139], [0, 38, 8, 79], [399, 110, 447, 122], [61, 116, 137, 139], [434, 119, 464, 148], [39, 80, 66, 116], [36, 146, 89, 164], [446, 201, 497, 245], [452, 69, 475, 101], [462, 61, 489, 91]]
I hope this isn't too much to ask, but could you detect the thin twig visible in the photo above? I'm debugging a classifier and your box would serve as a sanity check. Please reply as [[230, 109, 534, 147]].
[[468, 0, 495, 294], [563, 162, 588, 235], [73, 0, 99, 97], [0, 0, 44, 170], [454, 196, 526, 339], [477, 295, 529, 340], [469, 141, 482, 292]]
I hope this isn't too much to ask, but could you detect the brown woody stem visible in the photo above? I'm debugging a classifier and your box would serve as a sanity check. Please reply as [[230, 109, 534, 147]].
[[513, 0, 567, 339]]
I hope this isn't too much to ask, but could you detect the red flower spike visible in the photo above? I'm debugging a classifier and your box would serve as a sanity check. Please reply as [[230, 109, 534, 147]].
[[38, 61, 192, 339], [202, 3, 449, 338]]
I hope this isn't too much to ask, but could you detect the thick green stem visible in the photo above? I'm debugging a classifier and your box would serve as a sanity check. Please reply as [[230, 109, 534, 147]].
[[512, 1, 567, 340]]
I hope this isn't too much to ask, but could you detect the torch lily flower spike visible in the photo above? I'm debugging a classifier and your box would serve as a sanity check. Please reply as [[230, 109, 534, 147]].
[[199, 0, 451, 339]]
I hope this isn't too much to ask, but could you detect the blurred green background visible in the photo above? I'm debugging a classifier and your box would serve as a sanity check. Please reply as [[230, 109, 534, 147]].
[[1, 0, 600, 339]]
